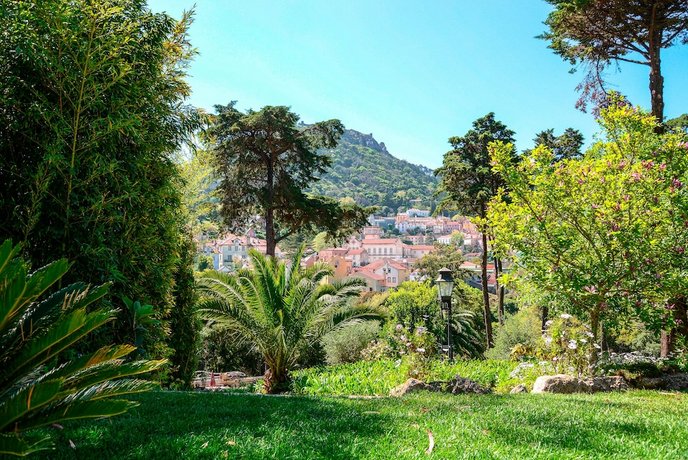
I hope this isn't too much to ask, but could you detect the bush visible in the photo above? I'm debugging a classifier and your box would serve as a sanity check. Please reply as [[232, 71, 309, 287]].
[[538, 314, 598, 377], [486, 306, 542, 360], [0, 240, 164, 456], [322, 321, 381, 364]]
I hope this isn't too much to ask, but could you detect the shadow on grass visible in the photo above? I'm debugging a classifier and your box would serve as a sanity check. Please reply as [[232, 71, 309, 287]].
[[40, 391, 392, 460]]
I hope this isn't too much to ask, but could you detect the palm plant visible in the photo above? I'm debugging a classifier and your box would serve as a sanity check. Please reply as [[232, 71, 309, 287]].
[[0, 241, 165, 457], [197, 248, 386, 393]]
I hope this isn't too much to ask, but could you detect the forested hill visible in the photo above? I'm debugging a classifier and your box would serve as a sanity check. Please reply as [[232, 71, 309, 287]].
[[310, 129, 438, 212]]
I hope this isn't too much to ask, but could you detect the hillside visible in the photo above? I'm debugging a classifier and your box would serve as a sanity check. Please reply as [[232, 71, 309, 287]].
[[311, 129, 438, 213]]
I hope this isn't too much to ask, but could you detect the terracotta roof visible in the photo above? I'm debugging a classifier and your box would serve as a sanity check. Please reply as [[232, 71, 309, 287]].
[[347, 249, 367, 255], [351, 271, 385, 281], [408, 245, 435, 250]]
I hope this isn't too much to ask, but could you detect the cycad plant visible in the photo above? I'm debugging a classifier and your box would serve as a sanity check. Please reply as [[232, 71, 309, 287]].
[[197, 248, 386, 393], [0, 241, 165, 457]]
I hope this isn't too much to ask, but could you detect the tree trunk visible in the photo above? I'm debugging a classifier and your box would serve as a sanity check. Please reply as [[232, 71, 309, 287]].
[[264, 366, 289, 394], [661, 296, 687, 358], [590, 305, 601, 365], [541, 305, 549, 331], [648, 24, 664, 127], [480, 223, 493, 348], [265, 154, 276, 257], [496, 256, 505, 326], [265, 208, 276, 257]]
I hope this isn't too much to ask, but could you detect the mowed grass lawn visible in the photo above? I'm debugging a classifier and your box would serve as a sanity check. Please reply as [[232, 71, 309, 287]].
[[40, 390, 688, 459]]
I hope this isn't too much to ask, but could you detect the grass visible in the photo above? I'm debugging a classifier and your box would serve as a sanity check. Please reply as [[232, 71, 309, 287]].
[[38, 390, 688, 459], [291, 359, 521, 395]]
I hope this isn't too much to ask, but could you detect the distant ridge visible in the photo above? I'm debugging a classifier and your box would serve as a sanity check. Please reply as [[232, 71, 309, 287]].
[[311, 129, 438, 212]]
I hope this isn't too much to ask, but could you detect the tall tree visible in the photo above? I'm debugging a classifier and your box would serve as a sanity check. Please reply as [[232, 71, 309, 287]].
[[0, 1, 200, 361], [541, 0, 688, 122], [209, 103, 370, 256], [435, 113, 517, 347], [531, 128, 585, 162]]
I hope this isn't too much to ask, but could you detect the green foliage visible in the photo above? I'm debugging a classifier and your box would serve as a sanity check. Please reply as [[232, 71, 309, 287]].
[[209, 104, 371, 255], [200, 329, 263, 375], [178, 147, 222, 240], [322, 321, 381, 365], [168, 235, 200, 388], [379, 281, 484, 359], [309, 130, 438, 210], [540, 0, 688, 118], [538, 314, 598, 378], [0, 241, 164, 457], [486, 306, 543, 360], [197, 248, 385, 392], [291, 359, 516, 396], [413, 244, 465, 281], [529, 128, 584, 162], [0, 0, 200, 364], [489, 104, 688, 346]]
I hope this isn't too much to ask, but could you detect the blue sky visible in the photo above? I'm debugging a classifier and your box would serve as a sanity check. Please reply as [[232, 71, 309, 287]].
[[149, 0, 688, 168]]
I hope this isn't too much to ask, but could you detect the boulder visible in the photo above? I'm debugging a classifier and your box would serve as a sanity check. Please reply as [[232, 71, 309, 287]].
[[389, 378, 432, 397], [533, 374, 630, 394], [586, 376, 629, 392], [637, 373, 688, 391], [532, 374, 582, 394], [443, 375, 491, 394], [510, 384, 528, 394]]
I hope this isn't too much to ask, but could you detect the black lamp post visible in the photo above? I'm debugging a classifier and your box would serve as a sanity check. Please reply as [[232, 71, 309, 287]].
[[436, 267, 455, 362]]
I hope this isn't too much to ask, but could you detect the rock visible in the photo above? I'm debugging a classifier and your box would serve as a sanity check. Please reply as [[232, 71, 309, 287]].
[[510, 384, 528, 394], [533, 374, 630, 394], [663, 373, 688, 391], [637, 373, 688, 391], [443, 375, 491, 394], [389, 378, 432, 397], [532, 374, 582, 394], [586, 376, 629, 392]]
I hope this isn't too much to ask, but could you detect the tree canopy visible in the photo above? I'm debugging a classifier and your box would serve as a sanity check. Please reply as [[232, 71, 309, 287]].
[[541, 0, 688, 121], [209, 103, 371, 256]]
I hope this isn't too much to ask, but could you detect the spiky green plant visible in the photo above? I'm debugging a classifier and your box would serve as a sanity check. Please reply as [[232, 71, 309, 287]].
[[0, 241, 165, 457], [197, 248, 386, 393]]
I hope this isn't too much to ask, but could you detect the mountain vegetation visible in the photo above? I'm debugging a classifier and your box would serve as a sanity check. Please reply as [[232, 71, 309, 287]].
[[309, 129, 439, 213]]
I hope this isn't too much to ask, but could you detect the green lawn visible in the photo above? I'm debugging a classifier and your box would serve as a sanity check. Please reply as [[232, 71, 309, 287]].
[[39, 390, 688, 459]]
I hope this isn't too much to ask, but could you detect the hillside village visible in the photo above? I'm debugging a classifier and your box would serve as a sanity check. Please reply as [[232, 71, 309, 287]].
[[201, 209, 497, 292]]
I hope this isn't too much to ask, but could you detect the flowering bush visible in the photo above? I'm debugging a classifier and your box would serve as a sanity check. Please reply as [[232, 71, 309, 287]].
[[361, 323, 437, 380], [538, 314, 599, 377]]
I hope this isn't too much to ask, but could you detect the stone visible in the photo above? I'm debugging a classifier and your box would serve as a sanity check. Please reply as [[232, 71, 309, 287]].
[[443, 375, 491, 394], [637, 373, 688, 391], [532, 374, 582, 394], [510, 384, 528, 394], [389, 378, 432, 397], [586, 376, 629, 392]]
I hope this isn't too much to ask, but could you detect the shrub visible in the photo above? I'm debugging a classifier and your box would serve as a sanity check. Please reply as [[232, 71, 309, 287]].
[[322, 321, 381, 365], [538, 314, 598, 377], [0, 241, 164, 456], [486, 306, 542, 360]]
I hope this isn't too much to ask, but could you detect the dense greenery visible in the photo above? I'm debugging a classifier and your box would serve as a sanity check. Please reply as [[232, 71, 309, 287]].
[[209, 104, 371, 255], [0, 241, 164, 456], [0, 0, 200, 366], [197, 249, 385, 392], [37, 391, 688, 459], [488, 104, 688, 357], [436, 113, 517, 347], [309, 129, 438, 212]]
